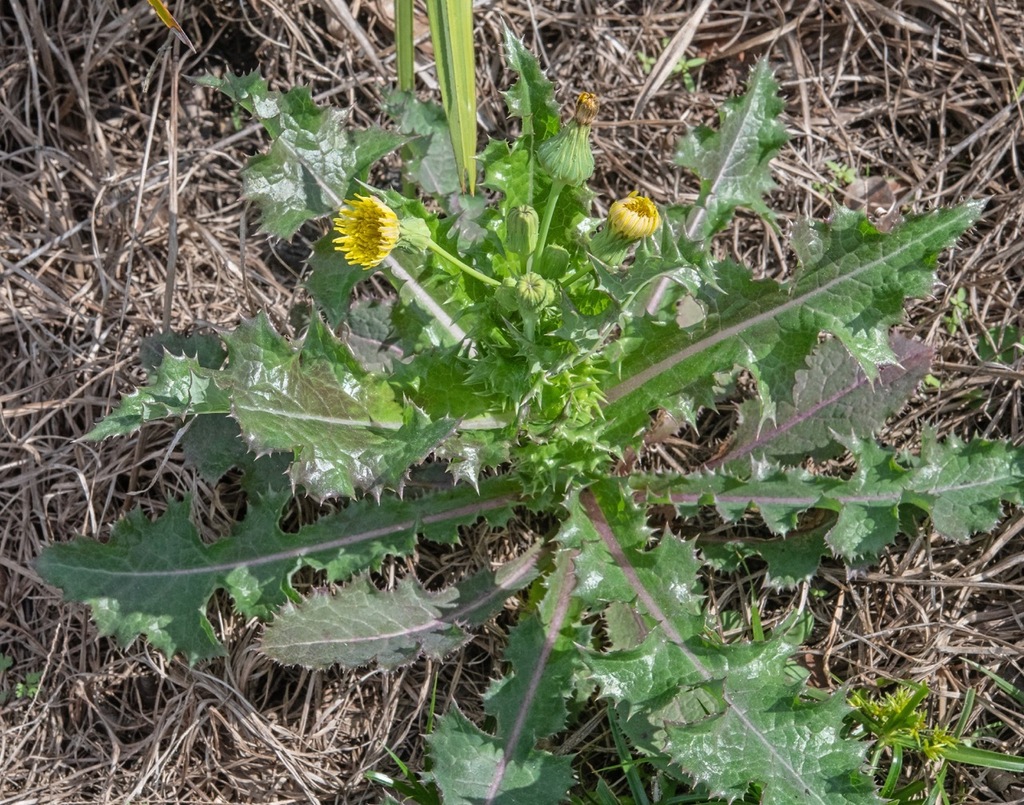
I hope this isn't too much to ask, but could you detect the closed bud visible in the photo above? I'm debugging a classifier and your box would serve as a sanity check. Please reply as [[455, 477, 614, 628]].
[[506, 205, 539, 256], [516, 272, 555, 309], [537, 92, 598, 187]]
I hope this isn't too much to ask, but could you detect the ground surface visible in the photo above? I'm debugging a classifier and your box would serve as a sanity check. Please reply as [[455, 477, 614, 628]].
[[2, 1, 1023, 803]]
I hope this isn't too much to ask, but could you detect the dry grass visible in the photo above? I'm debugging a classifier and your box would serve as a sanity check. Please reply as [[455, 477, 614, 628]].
[[1, 0, 1023, 802]]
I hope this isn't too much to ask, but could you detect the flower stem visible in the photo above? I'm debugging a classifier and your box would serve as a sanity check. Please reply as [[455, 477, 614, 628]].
[[561, 263, 594, 288], [531, 179, 566, 271], [425, 241, 500, 287]]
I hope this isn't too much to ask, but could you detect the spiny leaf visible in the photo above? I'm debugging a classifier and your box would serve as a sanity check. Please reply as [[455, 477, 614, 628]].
[[224, 315, 456, 498], [573, 484, 878, 802], [637, 430, 1024, 574], [87, 352, 231, 440], [36, 474, 521, 664], [260, 544, 541, 669], [195, 74, 404, 238], [587, 633, 880, 804], [719, 334, 932, 470], [561, 481, 705, 641], [675, 60, 787, 241], [501, 27, 560, 141], [426, 708, 574, 805], [94, 313, 464, 498], [96, 313, 464, 495], [602, 202, 984, 445], [427, 551, 583, 804]]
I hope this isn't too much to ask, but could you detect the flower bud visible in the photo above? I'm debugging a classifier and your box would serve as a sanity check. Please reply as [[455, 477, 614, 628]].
[[516, 273, 555, 310], [537, 93, 598, 187], [506, 205, 539, 256]]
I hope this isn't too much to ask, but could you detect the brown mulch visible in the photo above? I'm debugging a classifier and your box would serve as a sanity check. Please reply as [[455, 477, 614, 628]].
[[2, 1, 1023, 802]]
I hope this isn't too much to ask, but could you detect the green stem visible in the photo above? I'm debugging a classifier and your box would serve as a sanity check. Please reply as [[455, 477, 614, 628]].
[[426, 241, 500, 287], [531, 179, 565, 271], [561, 263, 594, 288]]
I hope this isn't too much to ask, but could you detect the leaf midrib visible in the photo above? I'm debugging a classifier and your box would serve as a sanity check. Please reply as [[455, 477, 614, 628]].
[[603, 207, 975, 406]]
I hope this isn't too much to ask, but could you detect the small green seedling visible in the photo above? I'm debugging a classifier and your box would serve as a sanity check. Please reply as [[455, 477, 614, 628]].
[[847, 681, 1024, 803], [944, 287, 969, 335], [636, 41, 706, 91]]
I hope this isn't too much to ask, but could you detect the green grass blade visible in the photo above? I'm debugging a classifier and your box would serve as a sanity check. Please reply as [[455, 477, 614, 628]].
[[395, 0, 415, 92], [940, 744, 1024, 772], [425, 0, 476, 193], [964, 659, 1024, 706]]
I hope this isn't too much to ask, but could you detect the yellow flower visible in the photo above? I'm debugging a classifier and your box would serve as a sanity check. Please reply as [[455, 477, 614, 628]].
[[332, 195, 401, 269], [608, 192, 660, 240]]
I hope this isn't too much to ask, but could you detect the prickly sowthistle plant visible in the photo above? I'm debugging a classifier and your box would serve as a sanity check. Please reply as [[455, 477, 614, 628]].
[[39, 30, 1023, 804]]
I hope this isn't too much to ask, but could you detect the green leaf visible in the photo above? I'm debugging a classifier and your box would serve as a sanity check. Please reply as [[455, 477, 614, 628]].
[[501, 27, 560, 141], [568, 485, 877, 801], [602, 203, 984, 445], [260, 544, 541, 669], [586, 633, 880, 804], [592, 236, 704, 307], [675, 60, 787, 241], [427, 708, 574, 805], [181, 414, 249, 482], [87, 352, 231, 440], [233, 318, 453, 497], [427, 551, 582, 804], [139, 330, 227, 375], [36, 474, 521, 664], [304, 233, 369, 329], [198, 73, 404, 238], [424, 0, 476, 193], [561, 482, 705, 641], [638, 430, 1024, 571], [386, 91, 462, 198], [394, 0, 415, 92], [700, 529, 830, 591], [192, 71, 272, 128], [721, 334, 932, 470], [977, 324, 1022, 365]]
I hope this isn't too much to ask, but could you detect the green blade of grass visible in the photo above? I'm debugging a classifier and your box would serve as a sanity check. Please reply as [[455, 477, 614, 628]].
[[939, 744, 1024, 772], [424, 0, 476, 193], [964, 659, 1024, 707], [395, 0, 415, 92]]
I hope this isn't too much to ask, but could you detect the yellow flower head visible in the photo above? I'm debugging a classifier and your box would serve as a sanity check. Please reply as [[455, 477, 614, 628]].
[[608, 192, 660, 240], [333, 195, 401, 269]]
